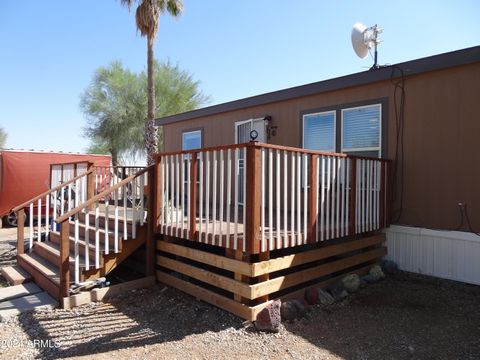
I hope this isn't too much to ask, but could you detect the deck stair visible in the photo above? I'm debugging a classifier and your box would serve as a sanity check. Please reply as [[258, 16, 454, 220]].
[[1, 165, 154, 306]]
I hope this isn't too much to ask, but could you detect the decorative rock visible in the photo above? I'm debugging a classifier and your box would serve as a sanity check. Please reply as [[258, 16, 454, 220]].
[[362, 274, 378, 284], [327, 283, 348, 301], [316, 289, 335, 306], [290, 299, 308, 317], [304, 287, 318, 305], [382, 259, 399, 274], [255, 299, 282, 333], [341, 274, 361, 293], [369, 265, 385, 281], [280, 301, 298, 321]]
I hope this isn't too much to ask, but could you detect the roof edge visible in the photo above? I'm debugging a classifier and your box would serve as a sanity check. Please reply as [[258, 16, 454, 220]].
[[156, 46, 480, 126]]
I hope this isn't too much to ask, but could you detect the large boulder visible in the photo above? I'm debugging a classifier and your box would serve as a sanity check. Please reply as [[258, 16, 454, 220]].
[[290, 299, 308, 317], [255, 300, 282, 332], [316, 289, 335, 306], [382, 259, 399, 274], [327, 283, 349, 301], [280, 300, 298, 321], [369, 265, 385, 281], [304, 287, 318, 305], [341, 274, 361, 293]]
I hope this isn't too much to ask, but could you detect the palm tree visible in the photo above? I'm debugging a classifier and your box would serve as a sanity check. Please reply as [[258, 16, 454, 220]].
[[120, 0, 183, 164]]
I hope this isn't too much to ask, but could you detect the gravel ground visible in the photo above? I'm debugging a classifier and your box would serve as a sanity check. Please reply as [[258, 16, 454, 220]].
[[1, 228, 480, 359]]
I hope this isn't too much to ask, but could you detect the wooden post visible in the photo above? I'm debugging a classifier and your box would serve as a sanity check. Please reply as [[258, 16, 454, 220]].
[[189, 153, 198, 240], [379, 161, 386, 228], [146, 167, 156, 277], [154, 156, 163, 233], [17, 209, 25, 255], [225, 249, 250, 304], [245, 143, 261, 254], [256, 250, 270, 304], [308, 154, 318, 243], [86, 163, 95, 210], [349, 158, 357, 236], [59, 221, 70, 302]]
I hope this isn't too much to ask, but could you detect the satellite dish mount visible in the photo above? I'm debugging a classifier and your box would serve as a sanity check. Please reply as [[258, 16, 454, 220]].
[[351, 23, 383, 70]]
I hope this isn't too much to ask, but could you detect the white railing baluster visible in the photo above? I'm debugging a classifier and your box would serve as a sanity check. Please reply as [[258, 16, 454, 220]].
[[296, 153, 301, 245], [114, 187, 119, 253], [85, 206, 90, 270], [226, 149, 231, 248], [326, 157, 331, 240], [139, 171, 145, 226], [95, 202, 100, 269], [176, 154, 180, 237], [340, 158, 346, 237], [45, 194, 50, 239], [316, 156, 320, 243], [242, 148, 246, 252], [74, 213, 80, 284], [276, 150, 281, 249], [283, 151, 288, 248], [160, 158, 165, 231], [165, 156, 169, 233], [336, 157, 341, 238], [170, 156, 175, 237], [37, 198, 41, 242], [331, 157, 336, 239], [268, 149, 273, 250], [321, 156, 325, 241], [233, 149, 238, 250], [187, 154, 191, 238], [53, 190, 58, 232], [219, 150, 224, 246], [29, 203, 33, 251], [206, 152, 210, 244], [345, 158, 350, 236], [290, 152, 295, 247], [212, 151, 217, 244], [261, 148, 266, 252], [105, 197, 110, 254], [123, 183, 128, 240], [303, 154, 308, 244], [132, 177, 137, 239], [199, 153, 204, 242]]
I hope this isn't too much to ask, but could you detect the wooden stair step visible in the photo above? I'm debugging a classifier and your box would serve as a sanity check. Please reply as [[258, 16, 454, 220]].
[[78, 211, 134, 231], [0, 265, 33, 285], [68, 222, 132, 251], [49, 231, 99, 261], [17, 253, 61, 300], [33, 241, 90, 274]]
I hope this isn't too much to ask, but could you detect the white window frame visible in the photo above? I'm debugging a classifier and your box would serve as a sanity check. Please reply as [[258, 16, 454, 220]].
[[302, 110, 336, 152], [235, 118, 266, 144], [182, 129, 202, 151], [341, 104, 382, 157]]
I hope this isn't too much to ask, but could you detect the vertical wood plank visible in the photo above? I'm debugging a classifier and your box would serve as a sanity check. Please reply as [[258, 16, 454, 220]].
[[59, 221, 70, 301], [245, 144, 261, 254], [17, 209, 25, 255]]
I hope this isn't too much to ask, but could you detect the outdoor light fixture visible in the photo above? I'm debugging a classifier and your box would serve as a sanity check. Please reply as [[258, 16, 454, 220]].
[[263, 115, 277, 139]]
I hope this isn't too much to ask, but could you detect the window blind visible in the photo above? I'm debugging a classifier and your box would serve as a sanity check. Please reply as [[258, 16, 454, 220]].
[[342, 105, 380, 150], [303, 112, 335, 151]]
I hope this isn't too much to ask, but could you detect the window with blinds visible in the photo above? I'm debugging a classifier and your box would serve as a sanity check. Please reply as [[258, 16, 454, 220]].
[[302, 111, 335, 151], [342, 104, 381, 157], [182, 130, 202, 150]]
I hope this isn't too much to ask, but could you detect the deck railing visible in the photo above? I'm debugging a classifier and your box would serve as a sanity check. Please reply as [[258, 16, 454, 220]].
[[54, 166, 153, 297], [154, 142, 391, 254]]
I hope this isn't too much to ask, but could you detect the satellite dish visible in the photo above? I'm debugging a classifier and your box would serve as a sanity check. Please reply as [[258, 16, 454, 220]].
[[351, 22, 383, 69]]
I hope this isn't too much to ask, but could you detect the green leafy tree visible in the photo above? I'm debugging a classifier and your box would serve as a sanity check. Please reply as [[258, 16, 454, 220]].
[[0, 127, 7, 148], [81, 60, 209, 165], [120, 0, 184, 165]]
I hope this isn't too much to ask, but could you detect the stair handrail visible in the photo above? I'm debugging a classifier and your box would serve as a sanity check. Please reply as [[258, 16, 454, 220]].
[[12, 168, 95, 213], [55, 165, 152, 224]]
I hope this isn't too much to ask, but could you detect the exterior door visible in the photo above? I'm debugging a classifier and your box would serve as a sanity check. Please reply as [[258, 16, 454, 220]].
[[235, 119, 266, 204]]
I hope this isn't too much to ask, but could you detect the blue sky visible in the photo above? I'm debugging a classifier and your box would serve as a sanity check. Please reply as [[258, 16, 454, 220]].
[[0, 0, 478, 153]]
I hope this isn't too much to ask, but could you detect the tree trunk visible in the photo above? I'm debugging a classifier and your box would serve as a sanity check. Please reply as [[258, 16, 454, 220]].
[[146, 32, 158, 165]]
